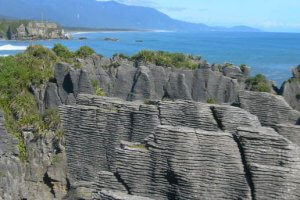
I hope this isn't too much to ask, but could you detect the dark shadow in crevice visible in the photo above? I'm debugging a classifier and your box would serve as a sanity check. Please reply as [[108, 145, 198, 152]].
[[165, 160, 179, 200], [210, 106, 225, 131], [43, 172, 56, 198], [63, 73, 74, 94], [233, 134, 256, 200], [114, 171, 132, 195]]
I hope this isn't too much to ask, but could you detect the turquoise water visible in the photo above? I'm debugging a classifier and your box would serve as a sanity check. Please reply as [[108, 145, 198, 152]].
[[1, 31, 300, 85]]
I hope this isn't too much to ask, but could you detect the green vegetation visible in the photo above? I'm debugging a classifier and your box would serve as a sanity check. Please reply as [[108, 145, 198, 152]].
[[130, 50, 201, 69], [224, 63, 233, 68], [239, 64, 247, 72], [128, 144, 148, 150], [207, 98, 216, 104], [0, 45, 60, 161], [296, 94, 300, 100], [288, 78, 300, 83], [75, 46, 96, 58], [91, 79, 106, 96], [246, 74, 271, 93], [52, 154, 62, 164], [0, 45, 94, 161], [113, 53, 130, 59], [52, 44, 74, 60]]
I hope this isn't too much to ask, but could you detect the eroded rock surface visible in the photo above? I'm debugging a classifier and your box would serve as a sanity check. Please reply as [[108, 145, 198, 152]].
[[44, 56, 247, 110], [280, 66, 300, 111], [60, 94, 300, 200], [239, 91, 300, 127], [0, 109, 67, 200]]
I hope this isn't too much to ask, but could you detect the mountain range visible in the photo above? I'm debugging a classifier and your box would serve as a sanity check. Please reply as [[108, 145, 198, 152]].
[[0, 0, 260, 32]]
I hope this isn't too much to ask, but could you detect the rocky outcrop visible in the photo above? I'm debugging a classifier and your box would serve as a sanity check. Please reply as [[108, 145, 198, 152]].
[[280, 66, 300, 111], [236, 126, 300, 199], [42, 56, 249, 111], [1, 53, 300, 199], [0, 109, 67, 200], [60, 94, 300, 200], [5, 21, 69, 40], [238, 91, 300, 127], [0, 111, 24, 200]]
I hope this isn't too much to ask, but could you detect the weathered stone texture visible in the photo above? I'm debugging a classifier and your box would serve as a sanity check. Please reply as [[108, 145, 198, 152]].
[[60, 95, 300, 200], [236, 127, 300, 199], [239, 91, 300, 127]]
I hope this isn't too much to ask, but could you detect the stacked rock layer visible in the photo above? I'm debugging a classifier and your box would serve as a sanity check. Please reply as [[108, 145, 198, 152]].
[[60, 94, 300, 200]]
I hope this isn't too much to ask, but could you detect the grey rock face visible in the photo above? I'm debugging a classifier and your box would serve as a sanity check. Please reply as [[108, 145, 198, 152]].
[[47, 57, 245, 109], [211, 104, 261, 133], [60, 94, 300, 199], [0, 109, 67, 200], [274, 124, 300, 146], [0, 111, 24, 200], [280, 67, 300, 111], [94, 190, 155, 200], [44, 82, 62, 109], [115, 126, 251, 200], [236, 127, 300, 199], [22, 131, 67, 200], [292, 66, 300, 78], [239, 91, 300, 127]]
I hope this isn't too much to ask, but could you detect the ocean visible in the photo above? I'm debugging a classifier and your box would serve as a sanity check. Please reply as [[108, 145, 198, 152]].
[[1, 31, 300, 86]]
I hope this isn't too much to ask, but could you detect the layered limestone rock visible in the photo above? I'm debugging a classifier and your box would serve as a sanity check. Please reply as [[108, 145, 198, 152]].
[[280, 66, 300, 111], [236, 127, 300, 199], [238, 91, 300, 127], [94, 190, 155, 200], [60, 94, 300, 200]]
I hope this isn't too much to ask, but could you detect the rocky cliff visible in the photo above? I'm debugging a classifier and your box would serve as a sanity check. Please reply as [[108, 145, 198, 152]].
[[59, 94, 299, 200], [0, 19, 69, 40], [0, 48, 299, 200], [42, 55, 249, 112]]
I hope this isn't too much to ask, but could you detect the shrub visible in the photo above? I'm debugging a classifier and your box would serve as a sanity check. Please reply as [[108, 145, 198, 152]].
[[113, 53, 130, 59], [26, 45, 57, 60], [224, 63, 233, 68], [75, 46, 95, 58], [246, 74, 271, 93], [52, 44, 74, 59], [95, 88, 106, 96], [91, 80, 106, 96], [0, 45, 60, 161], [296, 94, 300, 100], [207, 98, 216, 104], [131, 50, 200, 69], [239, 64, 247, 72]]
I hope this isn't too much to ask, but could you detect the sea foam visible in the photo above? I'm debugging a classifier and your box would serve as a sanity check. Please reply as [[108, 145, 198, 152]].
[[0, 44, 27, 51]]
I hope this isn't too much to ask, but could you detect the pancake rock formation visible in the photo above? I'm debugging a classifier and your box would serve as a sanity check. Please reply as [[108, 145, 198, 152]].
[[60, 94, 300, 200]]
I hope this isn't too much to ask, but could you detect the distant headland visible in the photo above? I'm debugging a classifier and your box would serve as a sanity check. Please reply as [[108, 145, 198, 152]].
[[0, 19, 70, 40]]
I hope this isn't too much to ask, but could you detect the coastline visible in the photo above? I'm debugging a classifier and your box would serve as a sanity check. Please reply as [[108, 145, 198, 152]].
[[64, 27, 151, 35]]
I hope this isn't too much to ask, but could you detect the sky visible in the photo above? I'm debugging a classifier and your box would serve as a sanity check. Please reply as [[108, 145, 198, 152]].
[[101, 0, 300, 32]]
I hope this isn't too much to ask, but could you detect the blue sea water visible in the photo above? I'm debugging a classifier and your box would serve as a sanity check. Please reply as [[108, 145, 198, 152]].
[[1, 31, 300, 86]]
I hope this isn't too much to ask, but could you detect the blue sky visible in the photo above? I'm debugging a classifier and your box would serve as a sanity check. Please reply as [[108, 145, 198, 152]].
[[103, 0, 300, 32]]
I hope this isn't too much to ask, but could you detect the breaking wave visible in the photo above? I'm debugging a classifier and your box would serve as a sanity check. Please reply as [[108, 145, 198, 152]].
[[0, 44, 27, 51]]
